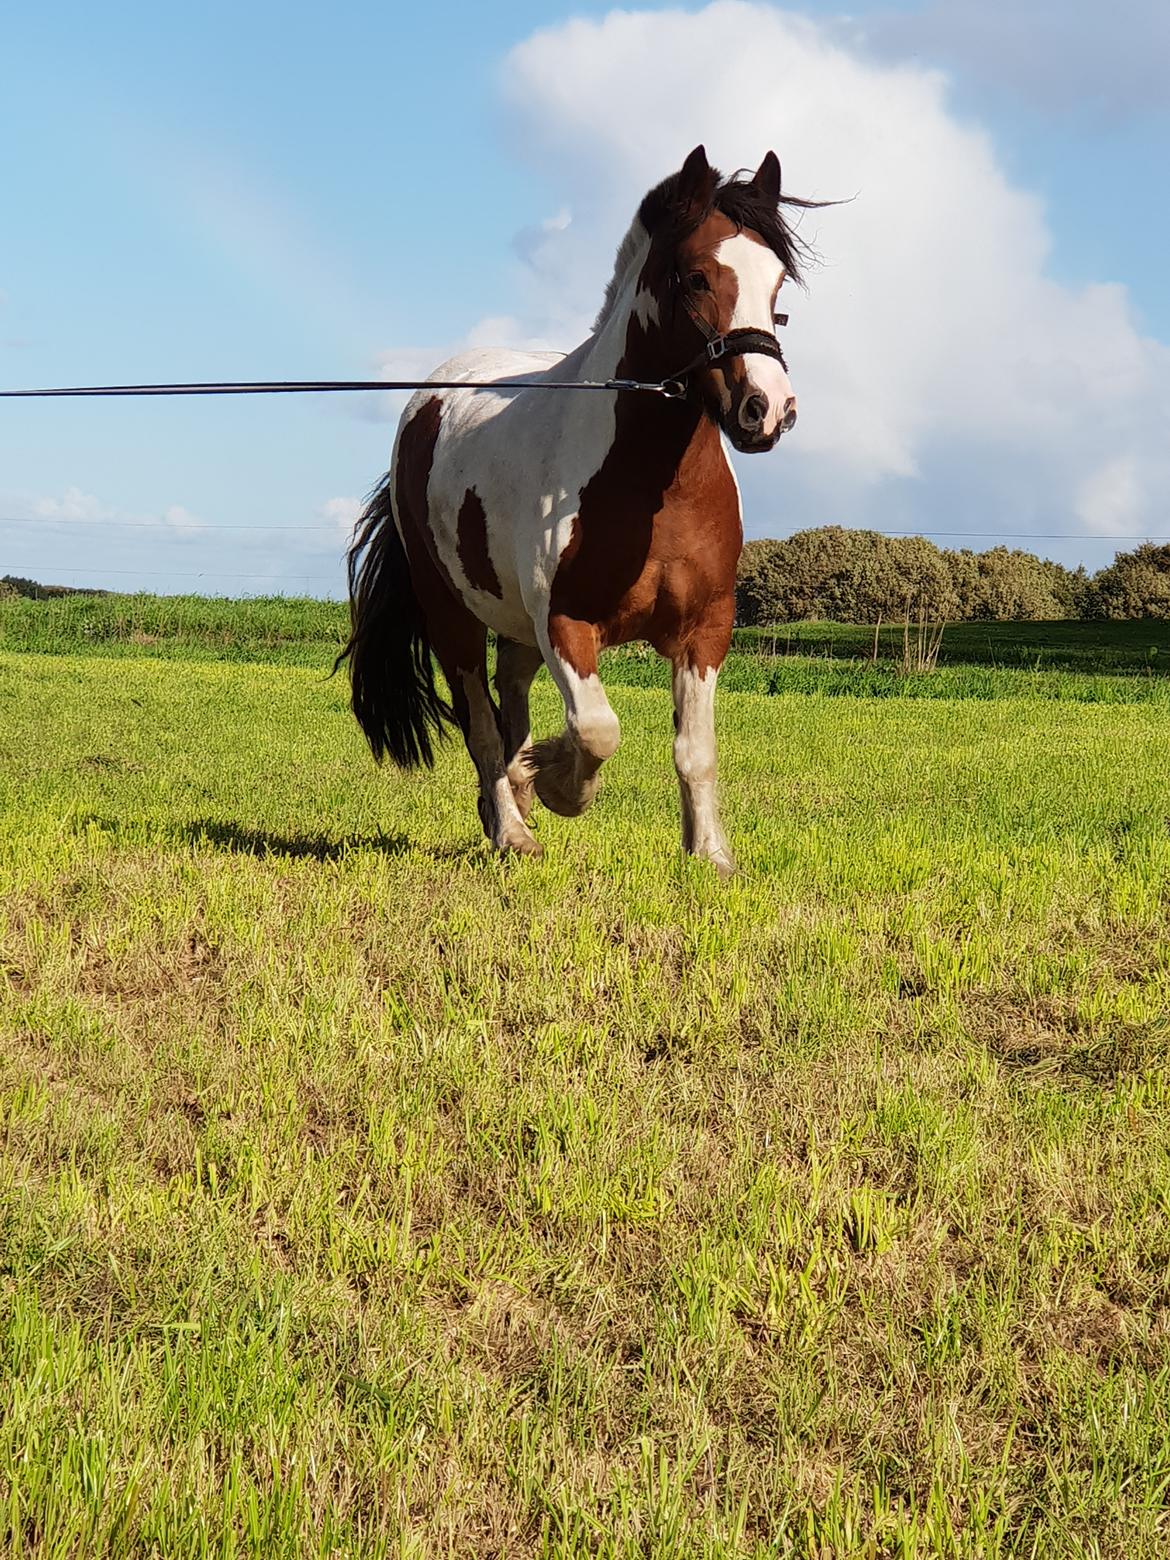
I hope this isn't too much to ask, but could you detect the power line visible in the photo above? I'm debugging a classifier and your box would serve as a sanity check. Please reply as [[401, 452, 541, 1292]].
[[1, 515, 1164, 543], [1, 561, 331, 582], [0, 515, 340, 534], [839, 530, 1169, 543]]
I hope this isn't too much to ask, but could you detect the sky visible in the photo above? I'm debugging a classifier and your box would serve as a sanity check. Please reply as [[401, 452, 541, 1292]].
[[1, 0, 1167, 597]]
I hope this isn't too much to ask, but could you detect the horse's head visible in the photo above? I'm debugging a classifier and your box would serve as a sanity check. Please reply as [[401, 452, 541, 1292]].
[[636, 145, 815, 454]]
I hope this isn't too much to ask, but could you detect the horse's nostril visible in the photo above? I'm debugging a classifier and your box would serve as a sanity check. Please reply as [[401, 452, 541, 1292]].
[[782, 396, 797, 432], [742, 393, 768, 430]]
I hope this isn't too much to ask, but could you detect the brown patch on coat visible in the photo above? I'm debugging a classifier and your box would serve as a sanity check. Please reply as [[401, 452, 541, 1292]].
[[548, 301, 741, 680], [456, 486, 502, 598], [394, 396, 489, 732]]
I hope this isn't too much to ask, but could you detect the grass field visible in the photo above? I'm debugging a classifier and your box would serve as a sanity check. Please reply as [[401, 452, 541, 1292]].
[[2, 600, 1170, 1556], [3, 589, 1170, 700]]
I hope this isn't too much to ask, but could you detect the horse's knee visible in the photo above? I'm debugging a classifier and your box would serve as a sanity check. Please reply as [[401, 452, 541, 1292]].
[[673, 732, 716, 787], [572, 707, 620, 764]]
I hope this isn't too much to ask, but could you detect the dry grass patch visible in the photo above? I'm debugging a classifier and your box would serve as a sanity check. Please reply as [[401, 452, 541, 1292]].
[[2, 653, 1170, 1555]]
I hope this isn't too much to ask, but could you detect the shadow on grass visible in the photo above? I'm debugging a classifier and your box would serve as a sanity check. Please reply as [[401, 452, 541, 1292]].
[[73, 813, 483, 864], [179, 820, 482, 863]]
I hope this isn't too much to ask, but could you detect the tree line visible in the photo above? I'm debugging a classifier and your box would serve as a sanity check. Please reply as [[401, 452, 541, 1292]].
[[736, 532, 1170, 625], [8, 537, 1170, 624]]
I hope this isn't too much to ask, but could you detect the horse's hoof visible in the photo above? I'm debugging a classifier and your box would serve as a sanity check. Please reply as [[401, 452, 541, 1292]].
[[687, 844, 736, 880], [533, 768, 601, 818], [499, 828, 543, 859]]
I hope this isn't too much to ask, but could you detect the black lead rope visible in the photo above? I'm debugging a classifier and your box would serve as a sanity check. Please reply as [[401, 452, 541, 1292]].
[[0, 325, 788, 404], [0, 376, 687, 401]]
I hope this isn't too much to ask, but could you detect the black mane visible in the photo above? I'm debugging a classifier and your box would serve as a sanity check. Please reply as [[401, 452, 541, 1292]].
[[639, 165, 823, 284]]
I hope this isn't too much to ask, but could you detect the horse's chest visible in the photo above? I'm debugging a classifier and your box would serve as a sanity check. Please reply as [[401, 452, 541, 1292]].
[[550, 454, 742, 655]]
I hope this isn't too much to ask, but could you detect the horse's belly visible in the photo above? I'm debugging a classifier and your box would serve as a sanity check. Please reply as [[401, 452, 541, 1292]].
[[426, 494, 539, 645], [422, 394, 585, 647]]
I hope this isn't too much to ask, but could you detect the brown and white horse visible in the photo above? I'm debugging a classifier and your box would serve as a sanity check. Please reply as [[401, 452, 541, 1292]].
[[340, 145, 814, 876]]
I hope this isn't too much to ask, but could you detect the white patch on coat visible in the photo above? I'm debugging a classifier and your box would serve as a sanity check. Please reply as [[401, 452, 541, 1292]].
[[671, 661, 732, 871], [714, 232, 794, 437], [546, 655, 620, 762], [633, 287, 659, 328], [396, 227, 655, 648]]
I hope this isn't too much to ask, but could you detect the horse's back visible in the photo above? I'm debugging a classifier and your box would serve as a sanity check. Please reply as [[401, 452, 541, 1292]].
[[392, 345, 622, 643], [390, 349, 582, 643]]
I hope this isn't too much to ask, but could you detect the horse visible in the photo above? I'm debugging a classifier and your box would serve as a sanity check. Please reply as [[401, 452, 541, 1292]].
[[339, 144, 815, 877]]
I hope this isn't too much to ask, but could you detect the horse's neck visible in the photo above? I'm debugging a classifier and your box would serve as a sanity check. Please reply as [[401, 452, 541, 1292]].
[[570, 296, 726, 513], [576, 286, 663, 383]]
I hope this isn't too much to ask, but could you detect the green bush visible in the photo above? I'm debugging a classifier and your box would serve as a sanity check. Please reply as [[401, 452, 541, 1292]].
[[737, 530, 1088, 626], [1084, 542, 1170, 620]]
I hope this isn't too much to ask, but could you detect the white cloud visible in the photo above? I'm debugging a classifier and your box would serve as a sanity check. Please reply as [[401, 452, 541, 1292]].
[[24, 486, 205, 535], [513, 206, 573, 269], [162, 504, 205, 536], [491, 2, 1169, 551], [33, 486, 117, 522], [320, 495, 362, 540]]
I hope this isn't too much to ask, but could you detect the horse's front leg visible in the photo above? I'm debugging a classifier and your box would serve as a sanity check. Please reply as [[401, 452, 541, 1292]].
[[529, 621, 620, 817], [672, 657, 735, 879]]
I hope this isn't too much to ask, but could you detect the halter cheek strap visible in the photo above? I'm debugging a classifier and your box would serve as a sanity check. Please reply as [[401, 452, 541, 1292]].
[[664, 295, 789, 396]]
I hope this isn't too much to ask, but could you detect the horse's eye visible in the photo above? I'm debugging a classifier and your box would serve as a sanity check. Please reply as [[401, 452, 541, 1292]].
[[686, 270, 709, 292]]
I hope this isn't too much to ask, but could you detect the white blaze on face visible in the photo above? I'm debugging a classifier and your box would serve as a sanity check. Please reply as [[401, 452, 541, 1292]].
[[714, 233, 794, 437]]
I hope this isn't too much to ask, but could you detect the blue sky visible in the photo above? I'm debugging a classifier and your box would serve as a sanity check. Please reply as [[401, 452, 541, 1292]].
[[2, 0, 1166, 595]]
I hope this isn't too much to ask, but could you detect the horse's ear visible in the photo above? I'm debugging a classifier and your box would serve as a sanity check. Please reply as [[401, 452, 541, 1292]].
[[751, 150, 782, 205], [676, 144, 717, 216]]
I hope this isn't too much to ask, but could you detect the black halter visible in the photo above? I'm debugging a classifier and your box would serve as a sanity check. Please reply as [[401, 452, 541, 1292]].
[[660, 294, 789, 398]]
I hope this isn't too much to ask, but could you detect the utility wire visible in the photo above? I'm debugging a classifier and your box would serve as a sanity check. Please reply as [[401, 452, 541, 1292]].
[[0, 515, 338, 534], [1, 515, 1165, 543], [1, 561, 330, 582]]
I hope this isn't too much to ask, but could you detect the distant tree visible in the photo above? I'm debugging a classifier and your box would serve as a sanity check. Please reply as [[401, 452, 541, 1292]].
[[885, 536, 959, 621], [1, 575, 47, 598], [737, 528, 956, 625], [943, 547, 1079, 621], [1061, 564, 1093, 618], [737, 530, 1087, 626], [0, 575, 104, 599], [1084, 543, 1170, 619]]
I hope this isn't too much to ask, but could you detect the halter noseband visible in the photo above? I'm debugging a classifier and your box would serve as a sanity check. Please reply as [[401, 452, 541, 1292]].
[[660, 294, 789, 399]]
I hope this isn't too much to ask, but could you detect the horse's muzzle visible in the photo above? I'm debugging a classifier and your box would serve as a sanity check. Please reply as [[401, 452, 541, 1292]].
[[725, 390, 797, 453]]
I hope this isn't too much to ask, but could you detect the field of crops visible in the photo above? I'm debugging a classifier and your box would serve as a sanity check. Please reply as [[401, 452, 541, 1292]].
[[2, 599, 1169, 1556]]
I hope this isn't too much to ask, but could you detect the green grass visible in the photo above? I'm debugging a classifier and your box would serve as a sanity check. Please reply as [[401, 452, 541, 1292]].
[[0, 591, 346, 667], [4, 591, 1170, 704], [2, 637, 1170, 1556], [735, 618, 1170, 675]]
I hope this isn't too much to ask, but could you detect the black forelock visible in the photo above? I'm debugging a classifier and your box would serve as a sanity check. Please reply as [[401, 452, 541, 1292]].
[[638, 163, 824, 285]]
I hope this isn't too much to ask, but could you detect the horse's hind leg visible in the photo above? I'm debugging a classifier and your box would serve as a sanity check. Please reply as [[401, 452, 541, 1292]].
[[494, 637, 543, 822], [529, 623, 620, 818], [415, 594, 540, 858], [443, 645, 542, 858]]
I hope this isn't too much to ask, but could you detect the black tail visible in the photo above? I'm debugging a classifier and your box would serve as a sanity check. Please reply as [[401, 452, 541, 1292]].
[[334, 473, 453, 768]]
